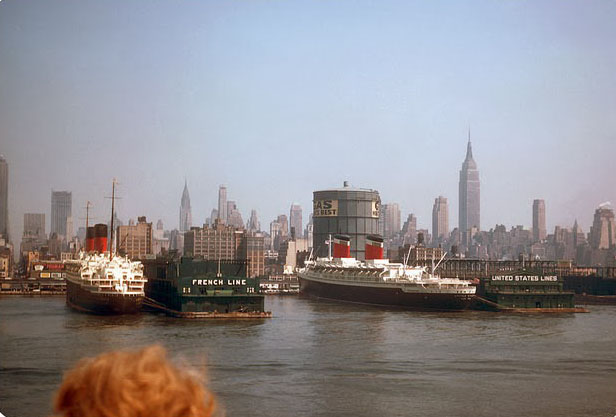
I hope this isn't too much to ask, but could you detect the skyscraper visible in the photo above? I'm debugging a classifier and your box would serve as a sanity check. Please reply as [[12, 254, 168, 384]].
[[532, 199, 547, 242], [247, 209, 260, 232], [589, 204, 615, 250], [270, 220, 282, 250], [116, 216, 153, 259], [23, 213, 45, 241], [51, 191, 72, 239], [458, 135, 480, 245], [276, 214, 289, 237], [227, 201, 244, 229], [401, 213, 418, 244], [179, 180, 192, 232], [379, 203, 401, 240], [208, 209, 218, 226], [289, 203, 303, 239], [66, 216, 74, 241], [218, 185, 227, 223], [432, 196, 449, 245], [0, 155, 8, 239], [227, 201, 237, 219]]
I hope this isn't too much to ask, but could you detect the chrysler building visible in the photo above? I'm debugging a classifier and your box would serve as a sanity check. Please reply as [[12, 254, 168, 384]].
[[179, 180, 192, 232]]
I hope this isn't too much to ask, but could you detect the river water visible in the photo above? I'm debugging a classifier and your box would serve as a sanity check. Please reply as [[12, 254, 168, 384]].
[[0, 295, 615, 417]]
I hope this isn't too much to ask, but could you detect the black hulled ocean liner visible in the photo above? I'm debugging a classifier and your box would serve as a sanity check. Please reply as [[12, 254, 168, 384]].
[[299, 235, 476, 311]]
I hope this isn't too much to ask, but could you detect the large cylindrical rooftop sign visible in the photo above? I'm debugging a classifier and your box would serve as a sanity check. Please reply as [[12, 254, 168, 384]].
[[313, 182, 380, 260]]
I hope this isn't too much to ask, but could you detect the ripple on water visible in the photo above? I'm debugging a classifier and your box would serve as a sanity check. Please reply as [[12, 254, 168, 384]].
[[1, 296, 616, 417]]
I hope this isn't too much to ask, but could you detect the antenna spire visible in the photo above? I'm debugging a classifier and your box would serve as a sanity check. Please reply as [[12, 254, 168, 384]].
[[465, 129, 474, 161]]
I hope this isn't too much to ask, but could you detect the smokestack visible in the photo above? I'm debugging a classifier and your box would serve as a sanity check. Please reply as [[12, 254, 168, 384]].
[[93, 224, 108, 253], [365, 234, 384, 260], [333, 234, 351, 259], [86, 226, 95, 252]]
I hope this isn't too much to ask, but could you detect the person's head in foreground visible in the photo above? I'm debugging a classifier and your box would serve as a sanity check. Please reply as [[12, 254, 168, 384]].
[[54, 345, 216, 417]]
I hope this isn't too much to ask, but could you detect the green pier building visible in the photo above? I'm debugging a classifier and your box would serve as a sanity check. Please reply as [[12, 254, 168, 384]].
[[477, 270, 576, 310], [142, 256, 269, 318]]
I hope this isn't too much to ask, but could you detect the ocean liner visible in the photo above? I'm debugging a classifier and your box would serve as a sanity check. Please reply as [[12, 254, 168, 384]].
[[298, 234, 476, 311], [64, 181, 146, 314], [64, 250, 146, 314]]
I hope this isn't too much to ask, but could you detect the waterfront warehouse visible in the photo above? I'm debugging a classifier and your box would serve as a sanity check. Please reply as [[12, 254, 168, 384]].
[[477, 270, 576, 310], [142, 256, 268, 318]]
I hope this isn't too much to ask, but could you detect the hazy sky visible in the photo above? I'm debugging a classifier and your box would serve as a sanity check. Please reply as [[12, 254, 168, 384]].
[[1, 0, 615, 244]]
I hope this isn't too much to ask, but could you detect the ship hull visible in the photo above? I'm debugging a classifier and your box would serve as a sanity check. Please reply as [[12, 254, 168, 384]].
[[299, 275, 475, 311], [66, 279, 143, 315]]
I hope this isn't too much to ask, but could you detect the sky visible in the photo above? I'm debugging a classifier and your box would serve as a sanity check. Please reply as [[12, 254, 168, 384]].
[[1, 0, 615, 246]]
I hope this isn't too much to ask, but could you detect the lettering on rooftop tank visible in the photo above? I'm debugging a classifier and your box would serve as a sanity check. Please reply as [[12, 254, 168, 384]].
[[314, 200, 338, 217]]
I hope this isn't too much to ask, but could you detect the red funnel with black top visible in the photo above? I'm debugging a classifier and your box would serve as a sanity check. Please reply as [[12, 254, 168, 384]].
[[365, 234, 384, 260], [333, 234, 351, 258], [93, 223, 108, 253], [85, 227, 95, 252]]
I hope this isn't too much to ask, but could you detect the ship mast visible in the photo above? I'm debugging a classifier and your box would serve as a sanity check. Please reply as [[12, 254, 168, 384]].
[[109, 179, 117, 258], [85, 201, 91, 230]]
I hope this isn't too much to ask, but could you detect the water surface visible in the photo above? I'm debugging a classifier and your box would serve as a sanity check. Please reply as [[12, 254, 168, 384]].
[[1, 296, 615, 417]]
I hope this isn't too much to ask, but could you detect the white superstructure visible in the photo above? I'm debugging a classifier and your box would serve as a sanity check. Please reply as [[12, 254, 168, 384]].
[[300, 257, 476, 295], [65, 252, 146, 296]]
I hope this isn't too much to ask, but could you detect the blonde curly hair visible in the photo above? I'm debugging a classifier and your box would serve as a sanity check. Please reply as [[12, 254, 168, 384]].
[[54, 345, 217, 417]]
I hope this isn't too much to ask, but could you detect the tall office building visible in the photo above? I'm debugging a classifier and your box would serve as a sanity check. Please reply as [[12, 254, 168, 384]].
[[51, 191, 72, 239], [179, 180, 192, 232], [23, 213, 46, 241], [227, 201, 237, 218], [270, 220, 282, 250], [184, 222, 264, 277], [532, 199, 547, 242], [116, 216, 153, 259], [572, 219, 586, 248], [276, 214, 289, 237], [289, 203, 303, 239], [66, 216, 74, 241], [208, 209, 218, 226], [0, 155, 8, 239], [432, 196, 449, 245], [589, 204, 615, 250], [247, 209, 260, 232], [184, 221, 241, 260], [458, 136, 480, 245], [401, 213, 418, 245], [218, 185, 227, 223], [227, 201, 244, 229], [379, 203, 401, 240]]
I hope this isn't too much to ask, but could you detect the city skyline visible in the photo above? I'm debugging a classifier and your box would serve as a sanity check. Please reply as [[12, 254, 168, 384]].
[[1, 0, 615, 246], [1, 143, 614, 248]]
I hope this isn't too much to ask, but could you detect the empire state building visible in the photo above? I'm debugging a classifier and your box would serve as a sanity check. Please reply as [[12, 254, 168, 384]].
[[458, 136, 480, 246]]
